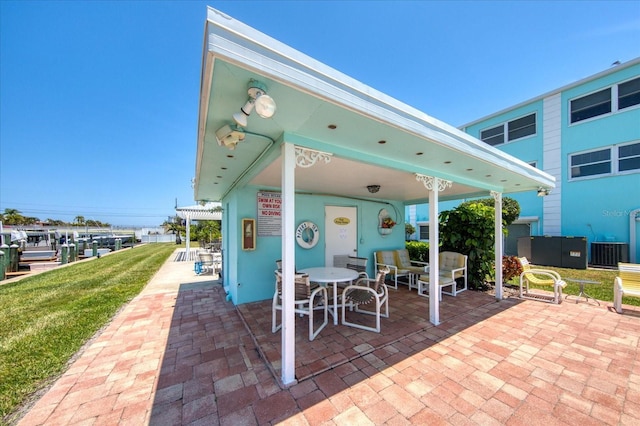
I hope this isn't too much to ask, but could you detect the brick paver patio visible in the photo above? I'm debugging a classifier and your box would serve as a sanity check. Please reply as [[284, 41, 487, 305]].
[[15, 250, 640, 425]]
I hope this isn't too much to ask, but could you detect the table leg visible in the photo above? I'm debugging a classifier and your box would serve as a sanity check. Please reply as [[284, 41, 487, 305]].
[[566, 282, 600, 306], [332, 281, 338, 325]]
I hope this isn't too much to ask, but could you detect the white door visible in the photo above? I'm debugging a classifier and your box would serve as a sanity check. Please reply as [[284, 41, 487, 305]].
[[325, 205, 358, 266]]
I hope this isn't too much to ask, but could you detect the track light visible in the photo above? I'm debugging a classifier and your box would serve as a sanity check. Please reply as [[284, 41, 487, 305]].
[[233, 79, 276, 127], [216, 124, 245, 150]]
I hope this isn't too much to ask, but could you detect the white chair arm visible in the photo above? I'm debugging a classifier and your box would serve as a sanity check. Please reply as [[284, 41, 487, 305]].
[[525, 268, 562, 281], [615, 276, 623, 290], [450, 266, 465, 274], [520, 269, 562, 282]]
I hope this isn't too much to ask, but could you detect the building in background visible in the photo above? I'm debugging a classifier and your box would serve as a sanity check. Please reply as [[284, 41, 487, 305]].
[[408, 57, 640, 265]]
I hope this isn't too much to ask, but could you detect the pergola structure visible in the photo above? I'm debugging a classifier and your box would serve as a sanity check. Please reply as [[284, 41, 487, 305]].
[[175, 202, 222, 256], [193, 7, 555, 385]]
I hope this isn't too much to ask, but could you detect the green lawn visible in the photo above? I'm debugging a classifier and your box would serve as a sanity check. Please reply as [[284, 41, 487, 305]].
[[505, 264, 639, 306], [0, 243, 177, 423]]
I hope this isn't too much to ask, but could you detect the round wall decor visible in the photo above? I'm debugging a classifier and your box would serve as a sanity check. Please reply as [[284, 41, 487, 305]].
[[296, 221, 320, 249]]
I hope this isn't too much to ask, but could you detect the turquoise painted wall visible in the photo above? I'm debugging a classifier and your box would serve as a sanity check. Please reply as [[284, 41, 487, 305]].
[[463, 100, 545, 228], [560, 63, 640, 246], [223, 185, 405, 305], [415, 62, 640, 261]]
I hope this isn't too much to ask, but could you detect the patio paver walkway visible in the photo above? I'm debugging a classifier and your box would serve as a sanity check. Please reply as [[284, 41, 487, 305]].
[[15, 249, 640, 425]]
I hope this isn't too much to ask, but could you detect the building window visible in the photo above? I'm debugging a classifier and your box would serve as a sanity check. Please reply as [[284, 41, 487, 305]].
[[570, 149, 611, 178], [480, 125, 504, 146], [480, 113, 536, 146], [508, 113, 536, 141], [619, 142, 640, 172], [570, 141, 640, 179], [570, 77, 640, 124], [419, 225, 429, 240], [570, 88, 611, 123], [618, 77, 640, 110]]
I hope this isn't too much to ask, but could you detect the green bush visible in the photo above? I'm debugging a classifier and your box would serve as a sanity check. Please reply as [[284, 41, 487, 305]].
[[459, 196, 521, 226], [405, 240, 429, 262], [439, 203, 498, 290], [502, 255, 523, 283]]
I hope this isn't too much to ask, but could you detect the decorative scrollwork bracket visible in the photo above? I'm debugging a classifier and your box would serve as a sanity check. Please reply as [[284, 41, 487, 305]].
[[490, 190, 502, 205], [295, 146, 332, 168], [415, 174, 452, 192]]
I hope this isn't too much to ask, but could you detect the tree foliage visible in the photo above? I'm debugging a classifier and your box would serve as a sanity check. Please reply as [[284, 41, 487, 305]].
[[0, 209, 110, 227], [192, 220, 221, 244], [459, 196, 521, 226], [439, 203, 499, 291], [405, 223, 416, 240]]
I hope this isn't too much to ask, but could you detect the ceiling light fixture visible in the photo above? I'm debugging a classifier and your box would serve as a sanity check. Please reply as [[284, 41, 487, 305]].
[[216, 124, 245, 150], [232, 79, 276, 127], [367, 185, 381, 193]]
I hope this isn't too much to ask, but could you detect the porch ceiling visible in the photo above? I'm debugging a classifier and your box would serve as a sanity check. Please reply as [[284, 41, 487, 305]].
[[194, 8, 555, 204]]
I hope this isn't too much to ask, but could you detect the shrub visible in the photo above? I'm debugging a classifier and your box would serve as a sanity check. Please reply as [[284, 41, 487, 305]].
[[439, 203, 497, 291], [405, 240, 429, 262], [502, 255, 523, 283], [459, 196, 521, 226]]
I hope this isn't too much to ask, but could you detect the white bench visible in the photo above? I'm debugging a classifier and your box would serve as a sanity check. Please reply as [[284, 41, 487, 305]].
[[416, 274, 456, 300]]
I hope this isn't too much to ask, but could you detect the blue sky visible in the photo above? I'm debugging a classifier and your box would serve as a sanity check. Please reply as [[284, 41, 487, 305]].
[[1, 1, 639, 227]]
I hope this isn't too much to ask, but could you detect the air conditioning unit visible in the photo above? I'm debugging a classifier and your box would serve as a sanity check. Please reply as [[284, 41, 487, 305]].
[[591, 242, 629, 267]]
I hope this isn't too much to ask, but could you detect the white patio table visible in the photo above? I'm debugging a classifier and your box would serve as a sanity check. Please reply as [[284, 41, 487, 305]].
[[298, 267, 359, 325]]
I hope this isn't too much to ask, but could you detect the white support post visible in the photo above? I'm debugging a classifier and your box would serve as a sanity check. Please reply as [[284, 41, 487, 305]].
[[428, 182, 440, 326], [281, 142, 296, 385], [492, 191, 503, 300], [415, 174, 451, 326], [185, 213, 191, 256]]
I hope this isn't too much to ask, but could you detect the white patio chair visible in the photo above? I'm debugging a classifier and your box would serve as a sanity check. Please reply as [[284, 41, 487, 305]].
[[272, 271, 328, 340], [341, 267, 389, 333]]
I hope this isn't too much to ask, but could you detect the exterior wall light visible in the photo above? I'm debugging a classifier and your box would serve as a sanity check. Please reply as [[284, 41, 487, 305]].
[[233, 79, 276, 127]]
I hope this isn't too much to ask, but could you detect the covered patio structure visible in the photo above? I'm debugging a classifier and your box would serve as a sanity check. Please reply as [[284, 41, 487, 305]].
[[175, 202, 222, 260], [194, 7, 555, 385]]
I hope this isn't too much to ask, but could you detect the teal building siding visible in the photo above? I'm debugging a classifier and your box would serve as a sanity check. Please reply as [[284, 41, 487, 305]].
[[407, 58, 640, 264], [224, 185, 406, 305]]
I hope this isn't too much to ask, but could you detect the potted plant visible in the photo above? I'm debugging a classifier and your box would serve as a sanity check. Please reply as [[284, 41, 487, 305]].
[[379, 217, 396, 235], [381, 217, 396, 228]]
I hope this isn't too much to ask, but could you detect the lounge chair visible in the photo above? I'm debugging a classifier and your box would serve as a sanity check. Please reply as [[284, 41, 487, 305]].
[[518, 257, 566, 304], [614, 262, 640, 313]]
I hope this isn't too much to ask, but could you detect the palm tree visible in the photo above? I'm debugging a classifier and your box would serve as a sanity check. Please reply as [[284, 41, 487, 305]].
[[74, 216, 86, 226], [3, 208, 27, 225]]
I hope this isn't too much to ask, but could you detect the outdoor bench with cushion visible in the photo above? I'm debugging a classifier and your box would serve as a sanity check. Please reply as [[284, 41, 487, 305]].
[[416, 251, 468, 298], [374, 249, 424, 290]]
